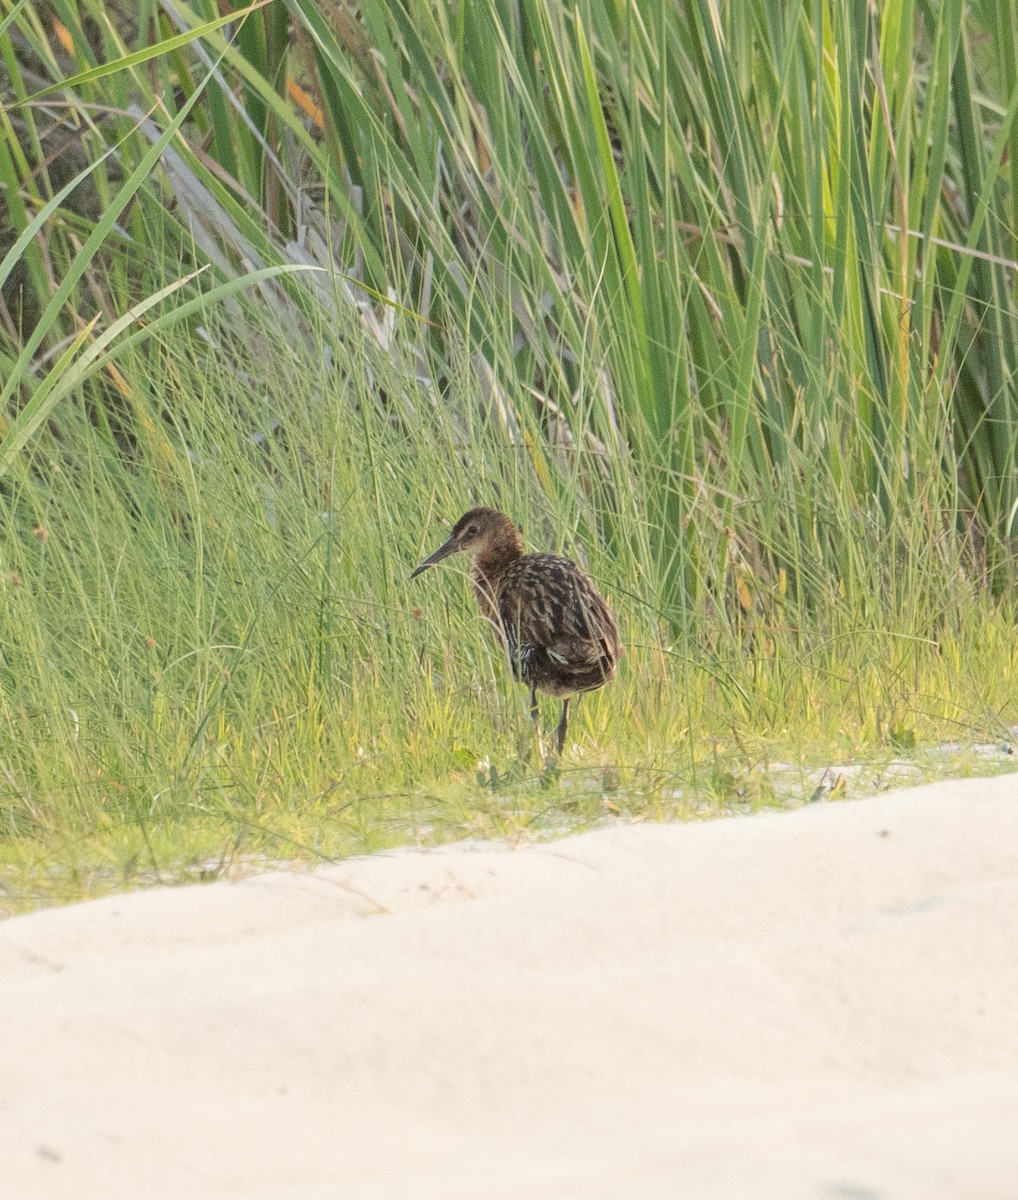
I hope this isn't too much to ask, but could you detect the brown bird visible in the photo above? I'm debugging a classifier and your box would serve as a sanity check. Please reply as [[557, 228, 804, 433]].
[[411, 507, 620, 754]]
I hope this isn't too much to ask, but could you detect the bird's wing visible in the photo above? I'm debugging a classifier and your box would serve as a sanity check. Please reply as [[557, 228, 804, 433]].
[[499, 556, 619, 674]]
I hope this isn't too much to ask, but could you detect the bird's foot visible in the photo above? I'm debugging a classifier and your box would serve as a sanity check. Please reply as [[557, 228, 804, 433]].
[[509, 722, 544, 777], [538, 755, 561, 787]]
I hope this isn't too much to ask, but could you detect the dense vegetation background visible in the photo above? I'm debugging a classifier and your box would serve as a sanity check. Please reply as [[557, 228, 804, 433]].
[[2, 0, 1017, 908]]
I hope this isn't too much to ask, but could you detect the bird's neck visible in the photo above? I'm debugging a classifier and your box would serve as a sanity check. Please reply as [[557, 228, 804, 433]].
[[472, 542, 522, 588], [471, 542, 523, 614]]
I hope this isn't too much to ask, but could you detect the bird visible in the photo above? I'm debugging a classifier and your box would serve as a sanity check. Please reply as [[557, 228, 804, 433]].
[[411, 507, 620, 754]]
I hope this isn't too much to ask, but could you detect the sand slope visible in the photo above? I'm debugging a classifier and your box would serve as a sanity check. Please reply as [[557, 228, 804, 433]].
[[3, 773, 1018, 1199]]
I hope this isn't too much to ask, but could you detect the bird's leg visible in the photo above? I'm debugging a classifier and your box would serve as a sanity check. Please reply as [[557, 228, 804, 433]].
[[556, 698, 570, 755], [529, 686, 540, 727]]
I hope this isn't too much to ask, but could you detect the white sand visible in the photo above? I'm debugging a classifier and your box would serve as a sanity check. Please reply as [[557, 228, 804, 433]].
[[3, 773, 1018, 1199]]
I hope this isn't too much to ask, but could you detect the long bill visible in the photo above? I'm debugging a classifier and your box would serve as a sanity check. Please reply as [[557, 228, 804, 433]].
[[410, 537, 459, 578]]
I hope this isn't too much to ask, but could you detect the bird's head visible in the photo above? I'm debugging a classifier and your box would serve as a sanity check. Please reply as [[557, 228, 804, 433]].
[[411, 507, 523, 578]]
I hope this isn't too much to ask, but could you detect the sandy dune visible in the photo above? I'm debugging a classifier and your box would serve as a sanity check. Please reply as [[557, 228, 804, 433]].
[[3, 773, 1018, 1199]]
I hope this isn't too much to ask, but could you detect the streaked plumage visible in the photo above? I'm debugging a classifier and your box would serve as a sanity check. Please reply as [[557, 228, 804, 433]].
[[411, 507, 619, 753]]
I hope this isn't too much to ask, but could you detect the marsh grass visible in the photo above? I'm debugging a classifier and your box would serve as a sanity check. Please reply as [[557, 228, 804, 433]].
[[3, 2, 1018, 911], [0, 297, 1015, 914]]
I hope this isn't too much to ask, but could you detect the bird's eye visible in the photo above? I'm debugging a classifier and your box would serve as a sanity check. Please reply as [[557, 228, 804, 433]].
[[465, 524, 478, 537]]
